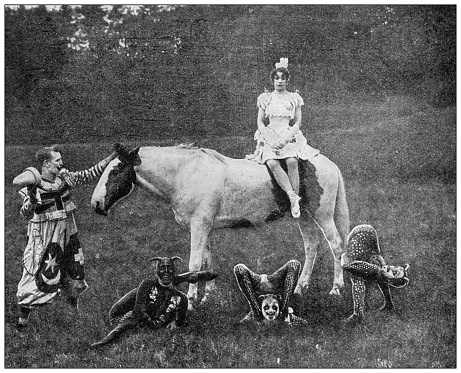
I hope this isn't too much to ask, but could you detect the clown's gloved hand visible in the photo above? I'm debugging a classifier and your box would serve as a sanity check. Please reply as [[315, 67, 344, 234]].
[[112, 143, 127, 155], [104, 144, 122, 165]]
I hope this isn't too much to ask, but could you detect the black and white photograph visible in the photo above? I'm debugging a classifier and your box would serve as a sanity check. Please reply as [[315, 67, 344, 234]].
[[4, 3, 456, 368]]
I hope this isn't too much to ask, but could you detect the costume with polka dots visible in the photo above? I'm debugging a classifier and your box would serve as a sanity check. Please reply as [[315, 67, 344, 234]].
[[341, 225, 409, 323]]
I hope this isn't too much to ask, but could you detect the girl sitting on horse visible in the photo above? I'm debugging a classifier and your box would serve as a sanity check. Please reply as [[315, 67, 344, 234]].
[[247, 57, 318, 218]]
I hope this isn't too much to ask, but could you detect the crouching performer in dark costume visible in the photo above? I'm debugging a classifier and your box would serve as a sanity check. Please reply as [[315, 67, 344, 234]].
[[234, 259, 308, 326], [341, 224, 410, 324], [91, 256, 218, 348]]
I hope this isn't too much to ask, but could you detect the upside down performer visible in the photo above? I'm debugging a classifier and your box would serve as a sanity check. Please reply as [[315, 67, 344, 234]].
[[234, 259, 308, 325], [91, 256, 218, 348], [341, 224, 410, 323]]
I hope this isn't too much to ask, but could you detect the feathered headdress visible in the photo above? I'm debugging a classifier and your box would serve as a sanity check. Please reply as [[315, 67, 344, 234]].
[[275, 57, 288, 69]]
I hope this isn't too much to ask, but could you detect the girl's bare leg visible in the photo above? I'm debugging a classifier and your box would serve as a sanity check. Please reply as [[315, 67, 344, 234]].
[[286, 157, 300, 194], [266, 159, 293, 193], [266, 159, 301, 218]]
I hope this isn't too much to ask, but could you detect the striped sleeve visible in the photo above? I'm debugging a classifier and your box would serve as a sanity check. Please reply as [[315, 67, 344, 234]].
[[61, 159, 108, 187]]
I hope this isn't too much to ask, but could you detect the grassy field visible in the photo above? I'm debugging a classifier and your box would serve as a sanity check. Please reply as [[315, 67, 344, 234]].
[[4, 95, 456, 368]]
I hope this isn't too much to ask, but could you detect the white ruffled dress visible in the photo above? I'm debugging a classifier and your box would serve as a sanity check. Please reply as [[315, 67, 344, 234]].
[[247, 91, 319, 164]]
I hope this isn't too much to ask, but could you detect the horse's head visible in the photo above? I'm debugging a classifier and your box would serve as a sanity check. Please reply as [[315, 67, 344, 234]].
[[91, 146, 141, 215]]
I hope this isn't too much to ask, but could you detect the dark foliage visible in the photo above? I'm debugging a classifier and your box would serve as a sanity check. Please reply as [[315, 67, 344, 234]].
[[4, 5, 456, 145]]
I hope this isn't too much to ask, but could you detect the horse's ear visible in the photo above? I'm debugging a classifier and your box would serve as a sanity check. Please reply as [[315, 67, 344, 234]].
[[129, 147, 140, 156], [128, 147, 141, 166]]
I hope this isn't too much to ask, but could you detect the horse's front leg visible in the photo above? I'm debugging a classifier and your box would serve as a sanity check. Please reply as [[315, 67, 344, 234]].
[[295, 217, 320, 295], [187, 217, 213, 311], [200, 239, 217, 306]]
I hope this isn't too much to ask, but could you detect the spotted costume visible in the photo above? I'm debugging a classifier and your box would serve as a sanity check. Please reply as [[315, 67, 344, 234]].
[[16, 163, 109, 313], [234, 259, 308, 325], [341, 225, 410, 323], [246, 90, 319, 164]]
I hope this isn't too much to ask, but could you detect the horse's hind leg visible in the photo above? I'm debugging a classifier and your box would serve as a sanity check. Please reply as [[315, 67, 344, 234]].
[[296, 216, 344, 296], [295, 217, 320, 295], [318, 218, 344, 296]]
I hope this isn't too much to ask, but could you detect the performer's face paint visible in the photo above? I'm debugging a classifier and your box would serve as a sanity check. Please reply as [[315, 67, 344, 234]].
[[382, 265, 405, 279], [156, 259, 175, 285], [260, 294, 280, 321]]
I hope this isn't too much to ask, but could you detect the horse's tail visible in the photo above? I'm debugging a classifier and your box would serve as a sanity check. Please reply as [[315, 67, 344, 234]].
[[334, 167, 350, 252]]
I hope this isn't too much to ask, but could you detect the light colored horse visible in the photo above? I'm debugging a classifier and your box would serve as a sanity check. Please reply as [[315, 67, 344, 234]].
[[91, 145, 350, 310]]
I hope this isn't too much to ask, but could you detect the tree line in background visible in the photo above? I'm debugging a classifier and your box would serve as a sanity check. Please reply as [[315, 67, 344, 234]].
[[5, 5, 456, 145]]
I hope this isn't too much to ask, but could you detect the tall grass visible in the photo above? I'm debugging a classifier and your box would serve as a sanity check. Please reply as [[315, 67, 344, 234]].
[[4, 96, 455, 368]]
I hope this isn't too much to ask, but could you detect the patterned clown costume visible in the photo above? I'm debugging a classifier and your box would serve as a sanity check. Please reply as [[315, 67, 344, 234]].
[[17, 163, 109, 311]]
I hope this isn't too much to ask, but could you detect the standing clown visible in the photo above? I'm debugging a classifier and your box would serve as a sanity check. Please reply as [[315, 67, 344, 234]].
[[13, 144, 120, 328]]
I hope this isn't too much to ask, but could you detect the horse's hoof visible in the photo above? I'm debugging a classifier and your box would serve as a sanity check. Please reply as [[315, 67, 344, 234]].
[[342, 315, 363, 326], [329, 287, 342, 297], [199, 293, 210, 306], [295, 282, 308, 295], [380, 304, 394, 312]]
